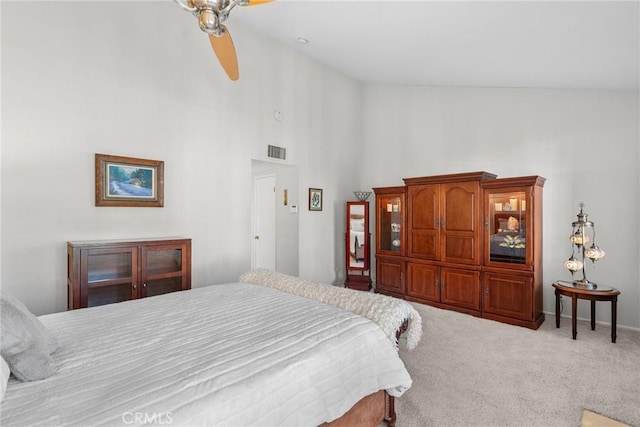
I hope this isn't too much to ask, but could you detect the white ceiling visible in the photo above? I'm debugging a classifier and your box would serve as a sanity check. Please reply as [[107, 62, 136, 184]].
[[233, 0, 640, 90]]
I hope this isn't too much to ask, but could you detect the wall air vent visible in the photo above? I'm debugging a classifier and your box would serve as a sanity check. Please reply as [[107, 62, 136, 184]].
[[267, 145, 287, 160]]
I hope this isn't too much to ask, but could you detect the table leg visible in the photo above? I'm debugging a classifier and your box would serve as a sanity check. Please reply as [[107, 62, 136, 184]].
[[611, 297, 617, 343], [572, 295, 578, 340], [590, 300, 596, 331], [555, 289, 561, 328]]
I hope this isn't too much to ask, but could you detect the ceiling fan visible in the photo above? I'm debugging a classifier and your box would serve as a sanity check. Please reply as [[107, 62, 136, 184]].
[[173, 0, 274, 81]]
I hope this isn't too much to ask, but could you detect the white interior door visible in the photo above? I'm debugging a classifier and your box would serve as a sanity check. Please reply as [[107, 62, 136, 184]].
[[252, 174, 277, 270]]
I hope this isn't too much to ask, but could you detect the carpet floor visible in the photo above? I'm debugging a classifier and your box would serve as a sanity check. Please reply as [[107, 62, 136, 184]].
[[396, 303, 640, 427]]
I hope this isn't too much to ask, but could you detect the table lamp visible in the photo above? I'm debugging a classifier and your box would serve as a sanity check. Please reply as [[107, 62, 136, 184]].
[[563, 203, 605, 289]]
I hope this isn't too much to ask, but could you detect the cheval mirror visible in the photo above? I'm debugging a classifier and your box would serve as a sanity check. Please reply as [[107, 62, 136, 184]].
[[344, 201, 371, 291]]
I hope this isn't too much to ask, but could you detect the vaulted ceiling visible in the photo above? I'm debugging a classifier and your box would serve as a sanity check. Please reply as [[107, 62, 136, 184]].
[[234, 0, 639, 90]]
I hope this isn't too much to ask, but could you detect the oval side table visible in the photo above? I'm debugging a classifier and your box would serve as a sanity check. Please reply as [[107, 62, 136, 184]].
[[552, 281, 620, 343]]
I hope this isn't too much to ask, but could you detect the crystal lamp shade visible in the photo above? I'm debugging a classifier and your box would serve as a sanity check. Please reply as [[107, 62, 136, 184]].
[[563, 256, 583, 272], [569, 232, 589, 246], [353, 191, 372, 201], [585, 244, 605, 262]]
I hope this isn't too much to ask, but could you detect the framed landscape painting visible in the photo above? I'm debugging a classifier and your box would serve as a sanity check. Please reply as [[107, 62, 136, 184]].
[[95, 153, 164, 207]]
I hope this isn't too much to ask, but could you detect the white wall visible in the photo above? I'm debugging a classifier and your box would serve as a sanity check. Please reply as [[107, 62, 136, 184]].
[[361, 85, 640, 328], [2, 2, 638, 329], [1, 2, 361, 315]]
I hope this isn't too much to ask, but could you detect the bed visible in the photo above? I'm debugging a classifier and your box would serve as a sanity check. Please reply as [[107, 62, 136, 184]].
[[1, 270, 421, 427]]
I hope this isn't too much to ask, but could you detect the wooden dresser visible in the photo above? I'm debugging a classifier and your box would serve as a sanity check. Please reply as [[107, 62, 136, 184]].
[[374, 172, 545, 329], [67, 237, 191, 309]]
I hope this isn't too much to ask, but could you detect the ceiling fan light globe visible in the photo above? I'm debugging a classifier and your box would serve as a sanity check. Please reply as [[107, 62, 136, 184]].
[[198, 9, 223, 35]]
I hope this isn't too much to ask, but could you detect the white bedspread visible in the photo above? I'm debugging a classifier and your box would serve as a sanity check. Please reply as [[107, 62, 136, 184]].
[[1, 283, 412, 427]]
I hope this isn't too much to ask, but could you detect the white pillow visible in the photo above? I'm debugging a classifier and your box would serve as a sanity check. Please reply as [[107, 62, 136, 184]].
[[0, 292, 58, 381], [1, 356, 10, 401]]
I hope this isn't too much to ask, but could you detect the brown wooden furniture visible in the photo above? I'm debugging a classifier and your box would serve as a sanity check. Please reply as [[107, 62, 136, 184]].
[[402, 172, 495, 316], [344, 201, 372, 291], [323, 390, 395, 427], [374, 172, 546, 329], [481, 176, 546, 329], [372, 186, 406, 299], [67, 237, 191, 309], [553, 281, 620, 343]]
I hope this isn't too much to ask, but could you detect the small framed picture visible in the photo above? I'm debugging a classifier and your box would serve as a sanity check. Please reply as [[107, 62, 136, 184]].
[[308, 188, 323, 211], [95, 153, 164, 207]]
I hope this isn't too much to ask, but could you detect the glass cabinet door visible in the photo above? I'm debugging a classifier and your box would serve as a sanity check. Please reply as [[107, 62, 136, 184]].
[[142, 245, 186, 297], [486, 190, 528, 265], [85, 247, 137, 307], [377, 193, 405, 255]]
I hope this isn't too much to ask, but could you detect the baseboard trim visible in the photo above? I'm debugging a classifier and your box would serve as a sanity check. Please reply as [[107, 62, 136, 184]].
[[542, 310, 640, 333]]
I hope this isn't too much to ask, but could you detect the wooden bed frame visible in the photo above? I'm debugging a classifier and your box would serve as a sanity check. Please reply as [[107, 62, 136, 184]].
[[323, 390, 396, 427]]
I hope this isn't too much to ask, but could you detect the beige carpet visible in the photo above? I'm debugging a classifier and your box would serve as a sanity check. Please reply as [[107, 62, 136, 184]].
[[396, 303, 640, 427]]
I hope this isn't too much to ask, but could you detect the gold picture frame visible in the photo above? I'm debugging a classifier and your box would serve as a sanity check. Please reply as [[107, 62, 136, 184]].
[[95, 153, 164, 207]]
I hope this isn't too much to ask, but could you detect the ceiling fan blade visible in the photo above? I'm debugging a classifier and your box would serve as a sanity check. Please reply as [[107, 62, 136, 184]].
[[209, 26, 239, 81], [242, 0, 275, 6]]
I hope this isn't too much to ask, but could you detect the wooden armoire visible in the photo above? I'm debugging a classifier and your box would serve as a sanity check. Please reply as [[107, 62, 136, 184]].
[[373, 171, 545, 329]]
